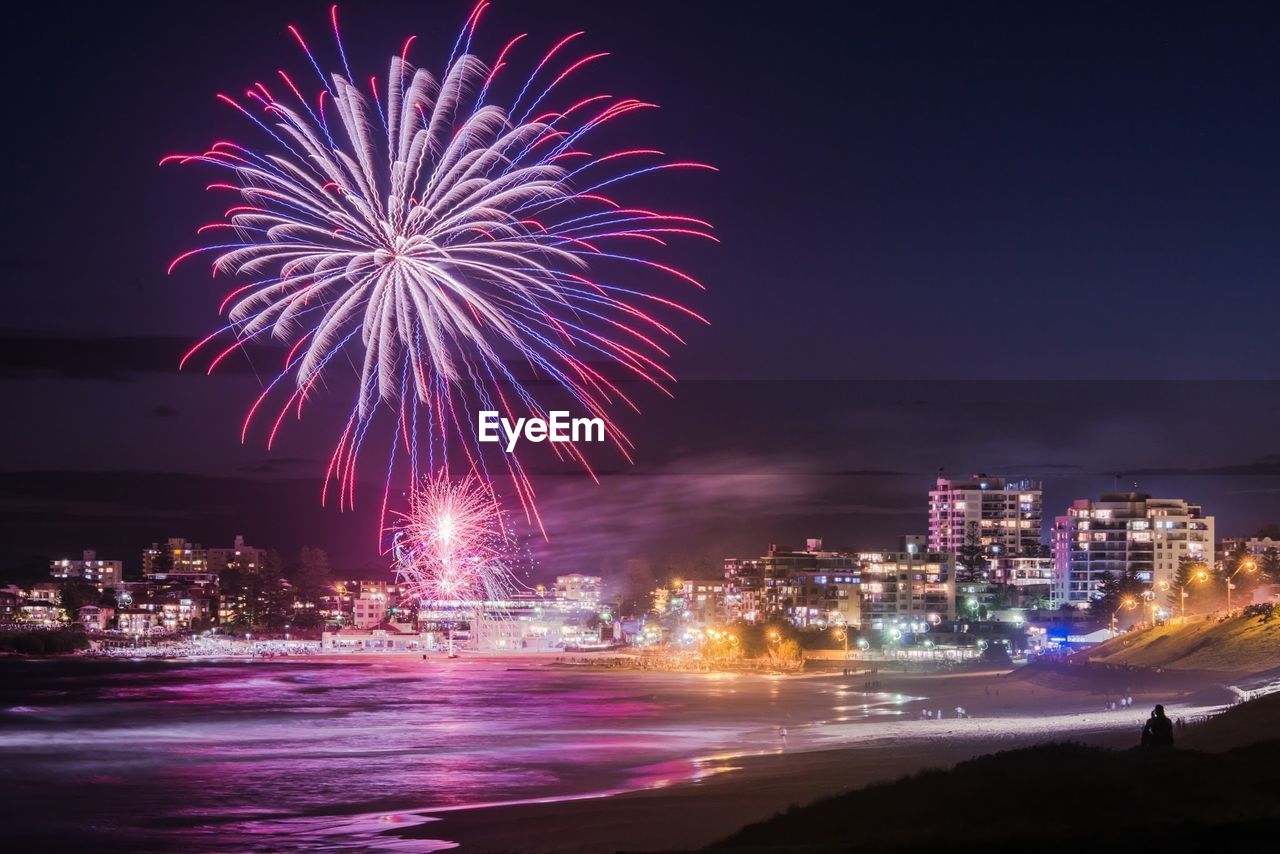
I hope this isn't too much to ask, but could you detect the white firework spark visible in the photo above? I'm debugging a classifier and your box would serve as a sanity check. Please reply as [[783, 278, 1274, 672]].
[[392, 469, 522, 606], [167, 5, 714, 524]]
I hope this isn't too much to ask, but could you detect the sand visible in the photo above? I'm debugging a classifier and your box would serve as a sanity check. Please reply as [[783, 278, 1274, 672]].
[[381, 666, 1238, 852]]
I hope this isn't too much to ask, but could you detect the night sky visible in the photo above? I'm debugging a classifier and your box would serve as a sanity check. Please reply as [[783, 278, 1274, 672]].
[[6, 1, 1280, 581]]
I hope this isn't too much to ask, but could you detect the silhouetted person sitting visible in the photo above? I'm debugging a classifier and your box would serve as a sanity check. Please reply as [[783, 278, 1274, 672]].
[[1141, 704, 1175, 749]]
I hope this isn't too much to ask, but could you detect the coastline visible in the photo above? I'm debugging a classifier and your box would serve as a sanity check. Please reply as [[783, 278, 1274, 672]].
[[382, 711, 1179, 852], [366, 667, 1236, 852]]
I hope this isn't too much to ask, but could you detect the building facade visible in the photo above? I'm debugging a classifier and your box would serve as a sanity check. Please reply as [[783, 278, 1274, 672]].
[[554, 574, 603, 611], [724, 540, 863, 624], [50, 549, 123, 588], [1053, 493, 1214, 607], [143, 538, 216, 585], [858, 539, 955, 630], [206, 535, 266, 574], [928, 475, 1043, 561]]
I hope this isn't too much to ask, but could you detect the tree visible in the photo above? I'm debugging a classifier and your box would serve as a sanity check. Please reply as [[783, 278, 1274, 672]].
[[1171, 554, 1216, 614], [1255, 523, 1280, 541], [56, 581, 99, 624], [1093, 569, 1146, 629], [1020, 542, 1052, 559], [257, 549, 293, 630], [1224, 542, 1267, 604], [1261, 547, 1280, 584], [289, 546, 331, 625], [617, 557, 656, 617], [956, 521, 987, 583], [294, 546, 331, 593]]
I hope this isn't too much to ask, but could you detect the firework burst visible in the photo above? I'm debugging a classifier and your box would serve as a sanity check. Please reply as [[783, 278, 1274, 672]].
[[392, 470, 523, 606], [166, 3, 714, 531]]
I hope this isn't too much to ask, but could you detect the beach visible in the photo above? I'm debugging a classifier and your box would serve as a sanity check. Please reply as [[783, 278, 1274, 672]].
[[0, 655, 1240, 851]]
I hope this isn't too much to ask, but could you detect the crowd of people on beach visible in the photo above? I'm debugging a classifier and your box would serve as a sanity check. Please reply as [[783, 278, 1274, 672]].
[[89, 638, 321, 659]]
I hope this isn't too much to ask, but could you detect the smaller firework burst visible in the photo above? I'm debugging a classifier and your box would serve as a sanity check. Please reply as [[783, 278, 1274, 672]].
[[392, 470, 524, 609]]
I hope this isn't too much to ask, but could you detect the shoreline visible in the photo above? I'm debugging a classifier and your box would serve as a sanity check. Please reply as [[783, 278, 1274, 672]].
[[381, 708, 1206, 852], [356, 667, 1238, 852]]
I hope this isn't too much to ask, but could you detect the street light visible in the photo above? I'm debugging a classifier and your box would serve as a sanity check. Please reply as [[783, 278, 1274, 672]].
[[1159, 568, 1208, 623], [1141, 590, 1158, 626], [1227, 557, 1258, 613], [833, 626, 849, 669], [1110, 597, 1137, 637]]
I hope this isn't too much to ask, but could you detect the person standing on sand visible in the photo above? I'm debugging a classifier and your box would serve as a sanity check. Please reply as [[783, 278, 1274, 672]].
[[1141, 704, 1174, 749]]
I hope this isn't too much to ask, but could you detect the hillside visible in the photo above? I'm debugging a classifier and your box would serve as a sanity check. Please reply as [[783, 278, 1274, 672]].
[[1082, 607, 1280, 675], [711, 692, 1280, 852]]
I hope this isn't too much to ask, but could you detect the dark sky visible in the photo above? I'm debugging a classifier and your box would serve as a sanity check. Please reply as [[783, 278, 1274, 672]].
[[5, 1, 1280, 580]]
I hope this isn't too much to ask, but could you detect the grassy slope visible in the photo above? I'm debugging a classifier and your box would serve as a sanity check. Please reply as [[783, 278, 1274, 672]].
[[711, 741, 1280, 851], [711, 670, 1280, 851], [1083, 610, 1280, 673]]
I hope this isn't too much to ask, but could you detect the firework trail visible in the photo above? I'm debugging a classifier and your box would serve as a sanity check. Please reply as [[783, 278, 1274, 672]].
[[392, 470, 523, 606], [166, 2, 714, 533]]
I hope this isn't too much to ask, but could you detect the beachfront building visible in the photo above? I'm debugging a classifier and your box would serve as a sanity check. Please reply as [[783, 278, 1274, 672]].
[[143, 538, 217, 585], [19, 583, 64, 627], [322, 625, 431, 652], [677, 578, 728, 625], [1053, 493, 1214, 607], [724, 539, 865, 625], [988, 555, 1059, 608], [723, 557, 765, 622], [50, 549, 123, 588], [770, 569, 863, 628], [121, 592, 215, 632], [206, 535, 266, 574], [553, 574, 603, 611], [857, 538, 955, 631], [76, 604, 115, 631], [353, 591, 389, 628], [928, 475, 1043, 564]]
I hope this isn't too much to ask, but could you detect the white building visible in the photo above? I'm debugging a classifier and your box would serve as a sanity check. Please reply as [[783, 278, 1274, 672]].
[[353, 592, 389, 628], [858, 539, 955, 630], [928, 475, 1043, 561], [553, 574, 602, 610], [1053, 493, 1214, 607], [50, 550, 122, 588]]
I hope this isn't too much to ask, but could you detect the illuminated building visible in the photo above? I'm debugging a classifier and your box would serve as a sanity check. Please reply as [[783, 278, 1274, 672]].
[[353, 591, 389, 628], [1219, 536, 1280, 557], [1053, 493, 1214, 606], [76, 604, 115, 631], [50, 549, 123, 588], [553, 574, 603, 610], [725, 539, 864, 624], [857, 537, 955, 630], [143, 538, 215, 585], [928, 475, 1043, 561], [206, 535, 266, 574], [678, 578, 728, 624]]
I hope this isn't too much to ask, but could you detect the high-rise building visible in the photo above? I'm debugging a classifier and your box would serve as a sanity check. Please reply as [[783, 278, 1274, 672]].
[[928, 475, 1043, 565], [143, 538, 215, 585], [1053, 493, 1214, 607], [857, 537, 955, 629], [50, 549, 123, 588], [207, 535, 266, 574]]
